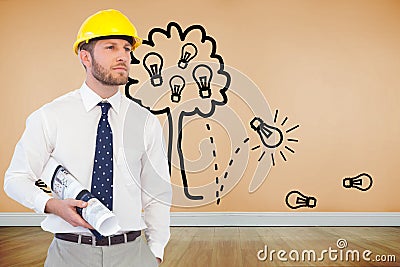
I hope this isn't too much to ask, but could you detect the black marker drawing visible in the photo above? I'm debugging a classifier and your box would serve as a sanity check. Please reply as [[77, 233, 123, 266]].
[[343, 173, 373, 191], [143, 52, 164, 87], [215, 138, 249, 205], [35, 179, 51, 194], [285, 190, 317, 209], [250, 110, 300, 167], [125, 22, 231, 201], [250, 117, 283, 149], [178, 43, 198, 69], [192, 64, 213, 98], [169, 75, 185, 103], [206, 123, 222, 205], [258, 151, 266, 161]]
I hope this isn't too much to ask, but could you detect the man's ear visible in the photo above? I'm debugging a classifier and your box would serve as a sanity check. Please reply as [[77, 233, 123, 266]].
[[79, 50, 92, 69]]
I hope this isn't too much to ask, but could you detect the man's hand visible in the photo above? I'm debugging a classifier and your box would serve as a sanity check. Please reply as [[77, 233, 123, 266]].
[[45, 198, 93, 229]]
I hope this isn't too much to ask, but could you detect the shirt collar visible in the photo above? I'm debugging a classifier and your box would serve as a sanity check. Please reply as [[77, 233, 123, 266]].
[[80, 82, 121, 114]]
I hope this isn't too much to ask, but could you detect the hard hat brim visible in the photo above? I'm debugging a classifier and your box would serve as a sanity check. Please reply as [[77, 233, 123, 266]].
[[73, 35, 142, 54]]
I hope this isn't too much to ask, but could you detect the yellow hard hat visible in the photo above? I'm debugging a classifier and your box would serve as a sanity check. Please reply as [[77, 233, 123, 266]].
[[73, 9, 142, 55]]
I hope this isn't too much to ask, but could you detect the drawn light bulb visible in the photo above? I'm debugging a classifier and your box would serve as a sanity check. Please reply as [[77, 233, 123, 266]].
[[250, 117, 283, 149], [285, 190, 317, 209], [178, 43, 198, 69], [143, 52, 164, 87], [169, 75, 185, 103], [343, 173, 373, 191], [192, 64, 213, 98]]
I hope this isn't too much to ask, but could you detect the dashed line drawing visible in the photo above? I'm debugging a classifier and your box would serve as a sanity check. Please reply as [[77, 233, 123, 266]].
[[206, 123, 222, 205], [210, 124, 252, 205]]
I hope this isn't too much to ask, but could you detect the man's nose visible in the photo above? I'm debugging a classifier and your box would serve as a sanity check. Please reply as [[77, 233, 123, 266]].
[[117, 50, 130, 62]]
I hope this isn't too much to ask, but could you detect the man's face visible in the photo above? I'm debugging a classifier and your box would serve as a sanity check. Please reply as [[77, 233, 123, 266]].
[[90, 39, 132, 86]]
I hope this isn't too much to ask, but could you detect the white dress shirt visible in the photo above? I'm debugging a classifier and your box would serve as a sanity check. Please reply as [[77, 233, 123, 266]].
[[4, 83, 172, 260]]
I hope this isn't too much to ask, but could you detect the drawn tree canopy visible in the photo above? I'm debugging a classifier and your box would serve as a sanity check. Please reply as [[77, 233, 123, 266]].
[[125, 22, 231, 200]]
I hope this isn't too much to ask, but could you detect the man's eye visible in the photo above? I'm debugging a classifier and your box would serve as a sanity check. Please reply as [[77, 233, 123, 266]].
[[124, 47, 131, 52], [106, 46, 114, 50]]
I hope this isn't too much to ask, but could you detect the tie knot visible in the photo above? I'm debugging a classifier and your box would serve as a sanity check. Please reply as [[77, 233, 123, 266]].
[[98, 102, 111, 116]]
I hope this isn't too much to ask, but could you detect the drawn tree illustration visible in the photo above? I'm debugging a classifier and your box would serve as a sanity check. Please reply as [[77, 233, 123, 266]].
[[125, 22, 231, 200]]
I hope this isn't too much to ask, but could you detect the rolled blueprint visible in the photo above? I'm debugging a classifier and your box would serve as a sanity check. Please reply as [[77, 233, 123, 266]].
[[51, 166, 121, 237]]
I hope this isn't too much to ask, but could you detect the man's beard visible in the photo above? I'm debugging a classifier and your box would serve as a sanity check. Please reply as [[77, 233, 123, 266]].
[[92, 59, 128, 86]]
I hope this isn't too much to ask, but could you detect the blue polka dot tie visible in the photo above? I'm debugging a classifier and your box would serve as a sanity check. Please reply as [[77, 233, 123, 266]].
[[91, 102, 113, 210]]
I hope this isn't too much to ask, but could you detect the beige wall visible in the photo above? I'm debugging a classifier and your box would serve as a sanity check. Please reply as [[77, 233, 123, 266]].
[[1, 0, 399, 213]]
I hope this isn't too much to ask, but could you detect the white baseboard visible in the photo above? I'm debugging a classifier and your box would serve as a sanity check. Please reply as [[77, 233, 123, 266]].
[[169, 212, 400, 226], [0, 212, 399, 227], [0, 213, 46, 226]]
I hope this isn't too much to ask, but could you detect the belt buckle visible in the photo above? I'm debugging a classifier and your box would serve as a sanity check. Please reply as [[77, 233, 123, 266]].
[[107, 236, 111, 246], [77, 235, 82, 245]]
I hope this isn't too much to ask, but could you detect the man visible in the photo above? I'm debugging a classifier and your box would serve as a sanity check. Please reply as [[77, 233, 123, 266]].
[[4, 9, 171, 266]]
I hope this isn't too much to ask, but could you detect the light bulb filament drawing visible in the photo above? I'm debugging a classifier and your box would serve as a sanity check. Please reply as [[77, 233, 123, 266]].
[[343, 173, 373, 191], [248, 111, 300, 194], [250, 117, 283, 149], [192, 64, 213, 98], [143, 52, 164, 87], [169, 75, 186, 103], [178, 43, 198, 69], [285, 190, 317, 209]]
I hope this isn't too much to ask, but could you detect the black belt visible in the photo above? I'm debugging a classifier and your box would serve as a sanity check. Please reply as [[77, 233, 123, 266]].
[[55, 231, 141, 246]]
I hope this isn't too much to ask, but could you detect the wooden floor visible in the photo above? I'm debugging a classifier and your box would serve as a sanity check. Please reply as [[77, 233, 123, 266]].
[[0, 227, 399, 266]]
